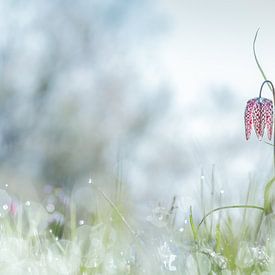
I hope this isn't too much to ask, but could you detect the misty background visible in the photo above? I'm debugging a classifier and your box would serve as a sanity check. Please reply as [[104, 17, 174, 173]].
[[0, 0, 275, 207]]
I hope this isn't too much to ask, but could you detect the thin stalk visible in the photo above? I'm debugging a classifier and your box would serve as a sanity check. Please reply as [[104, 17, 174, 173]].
[[198, 205, 264, 229], [258, 80, 275, 172], [264, 177, 275, 214], [200, 168, 206, 227], [92, 184, 137, 238], [189, 206, 198, 241], [169, 195, 177, 227], [253, 28, 268, 83], [70, 201, 76, 239], [209, 165, 215, 235]]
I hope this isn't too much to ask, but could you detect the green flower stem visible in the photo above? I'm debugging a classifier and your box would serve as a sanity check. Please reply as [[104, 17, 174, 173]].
[[253, 29, 275, 172]]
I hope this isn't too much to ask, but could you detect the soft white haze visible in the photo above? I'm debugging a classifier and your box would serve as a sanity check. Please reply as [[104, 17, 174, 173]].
[[1, 0, 275, 206]]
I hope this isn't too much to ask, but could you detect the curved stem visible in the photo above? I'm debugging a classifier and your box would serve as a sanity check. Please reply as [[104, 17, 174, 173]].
[[259, 80, 275, 98], [198, 205, 264, 229], [253, 29, 275, 173], [253, 28, 269, 84]]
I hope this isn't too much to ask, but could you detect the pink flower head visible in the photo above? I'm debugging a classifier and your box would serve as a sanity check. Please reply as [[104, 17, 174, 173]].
[[245, 97, 273, 141]]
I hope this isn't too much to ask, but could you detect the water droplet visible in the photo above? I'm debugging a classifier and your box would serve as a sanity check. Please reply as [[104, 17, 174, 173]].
[[179, 227, 184, 232], [49, 229, 53, 233], [0, 190, 12, 217], [5, 184, 8, 188], [27, 267, 31, 273], [200, 175, 205, 180], [184, 219, 188, 224], [55, 237, 59, 241], [88, 178, 93, 184], [25, 201, 31, 207], [79, 220, 85, 225], [46, 203, 55, 213], [220, 190, 225, 195]]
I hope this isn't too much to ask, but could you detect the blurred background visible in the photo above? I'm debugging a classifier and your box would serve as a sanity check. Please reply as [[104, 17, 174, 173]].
[[1, 0, 275, 206]]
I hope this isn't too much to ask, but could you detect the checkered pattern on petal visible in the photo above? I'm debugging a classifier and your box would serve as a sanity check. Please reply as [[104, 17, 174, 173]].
[[262, 98, 273, 140], [252, 99, 265, 140], [244, 98, 257, 140]]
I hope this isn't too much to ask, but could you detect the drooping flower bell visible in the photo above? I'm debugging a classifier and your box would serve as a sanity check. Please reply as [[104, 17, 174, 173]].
[[245, 80, 274, 141]]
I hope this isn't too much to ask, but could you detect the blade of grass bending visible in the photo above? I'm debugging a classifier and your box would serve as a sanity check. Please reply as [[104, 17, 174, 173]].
[[198, 205, 264, 229], [256, 175, 275, 241]]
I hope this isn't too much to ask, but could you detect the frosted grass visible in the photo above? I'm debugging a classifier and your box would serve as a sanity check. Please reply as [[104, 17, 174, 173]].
[[0, 174, 275, 274]]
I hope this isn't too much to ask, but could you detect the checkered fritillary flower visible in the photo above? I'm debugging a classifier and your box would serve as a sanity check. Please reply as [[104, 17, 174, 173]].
[[245, 81, 274, 141]]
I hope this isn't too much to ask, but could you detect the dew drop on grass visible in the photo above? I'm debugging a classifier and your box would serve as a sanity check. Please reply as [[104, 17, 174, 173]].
[[46, 203, 55, 213], [0, 189, 11, 217], [79, 220, 84, 225], [251, 246, 270, 266], [25, 201, 31, 207]]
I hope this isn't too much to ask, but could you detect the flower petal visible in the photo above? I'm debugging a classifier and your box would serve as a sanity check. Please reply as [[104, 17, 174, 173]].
[[252, 99, 265, 140], [245, 98, 257, 140], [262, 98, 273, 140]]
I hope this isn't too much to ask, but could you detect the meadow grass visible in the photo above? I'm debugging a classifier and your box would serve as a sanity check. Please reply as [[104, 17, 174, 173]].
[[0, 170, 274, 275]]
